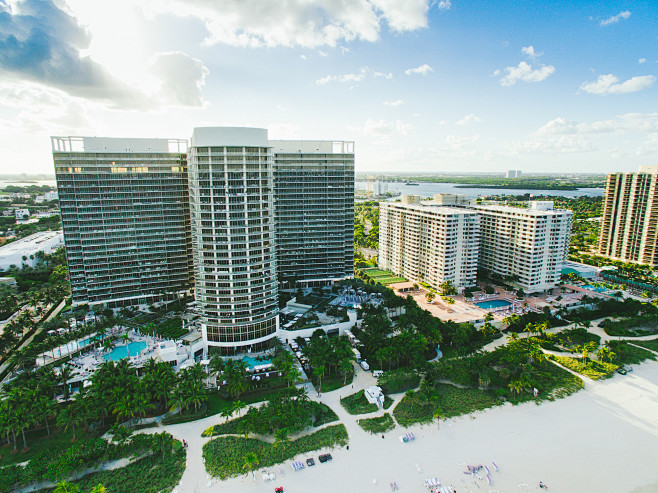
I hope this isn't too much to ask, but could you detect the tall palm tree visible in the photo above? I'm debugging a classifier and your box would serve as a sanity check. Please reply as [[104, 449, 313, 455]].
[[242, 452, 259, 478], [58, 365, 74, 400]]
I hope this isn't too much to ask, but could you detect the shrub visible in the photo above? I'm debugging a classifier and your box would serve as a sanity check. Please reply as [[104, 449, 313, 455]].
[[358, 413, 396, 434], [340, 391, 378, 415], [378, 370, 420, 394], [203, 425, 348, 479]]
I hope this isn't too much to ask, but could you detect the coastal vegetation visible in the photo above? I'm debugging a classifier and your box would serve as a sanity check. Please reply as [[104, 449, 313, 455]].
[[0, 432, 183, 493], [357, 413, 395, 434], [202, 425, 348, 480], [387, 175, 604, 190]]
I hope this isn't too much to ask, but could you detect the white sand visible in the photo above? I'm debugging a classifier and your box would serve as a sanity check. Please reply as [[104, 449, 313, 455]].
[[210, 361, 658, 493]]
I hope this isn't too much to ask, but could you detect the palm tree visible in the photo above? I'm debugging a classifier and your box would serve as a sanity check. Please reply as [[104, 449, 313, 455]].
[[54, 481, 80, 493], [113, 394, 138, 426], [232, 400, 246, 417], [273, 428, 290, 458], [220, 407, 233, 424], [432, 408, 446, 429], [58, 365, 74, 400], [242, 452, 259, 478], [56, 403, 82, 442], [90, 485, 106, 493]]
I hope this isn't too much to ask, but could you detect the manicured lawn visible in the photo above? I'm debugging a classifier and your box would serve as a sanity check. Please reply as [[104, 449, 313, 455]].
[[203, 425, 348, 479], [358, 413, 396, 434], [340, 391, 378, 415]]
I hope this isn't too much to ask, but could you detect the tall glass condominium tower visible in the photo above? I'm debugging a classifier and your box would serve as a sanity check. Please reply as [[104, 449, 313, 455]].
[[188, 128, 279, 354], [271, 140, 355, 287], [52, 137, 193, 307]]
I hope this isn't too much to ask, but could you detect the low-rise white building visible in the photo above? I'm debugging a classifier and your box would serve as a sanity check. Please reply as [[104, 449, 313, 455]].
[[0, 230, 64, 270], [15, 208, 29, 220], [364, 385, 385, 408]]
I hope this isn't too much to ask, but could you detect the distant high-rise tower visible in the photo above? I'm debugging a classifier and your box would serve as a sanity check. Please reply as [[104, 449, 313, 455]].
[[187, 128, 279, 354], [598, 165, 658, 266], [52, 137, 193, 307], [505, 170, 522, 178], [271, 140, 354, 287]]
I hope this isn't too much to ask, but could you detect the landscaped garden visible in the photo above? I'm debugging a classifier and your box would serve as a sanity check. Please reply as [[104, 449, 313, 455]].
[[202, 425, 348, 479], [1, 432, 184, 493], [357, 413, 396, 434]]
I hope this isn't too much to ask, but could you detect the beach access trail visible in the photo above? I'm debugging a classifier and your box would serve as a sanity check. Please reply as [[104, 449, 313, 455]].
[[135, 319, 658, 493]]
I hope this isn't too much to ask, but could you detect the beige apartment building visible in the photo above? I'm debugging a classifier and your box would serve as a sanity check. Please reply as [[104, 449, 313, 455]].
[[472, 202, 572, 293], [379, 196, 572, 294], [598, 165, 658, 267], [379, 200, 480, 292]]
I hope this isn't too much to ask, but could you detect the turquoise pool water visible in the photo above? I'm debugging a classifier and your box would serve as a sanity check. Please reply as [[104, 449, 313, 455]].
[[242, 356, 272, 369], [583, 285, 608, 293], [103, 341, 147, 361], [475, 299, 512, 309]]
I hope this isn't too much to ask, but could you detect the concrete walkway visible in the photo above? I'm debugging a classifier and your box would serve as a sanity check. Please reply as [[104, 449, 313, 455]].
[[134, 364, 412, 492]]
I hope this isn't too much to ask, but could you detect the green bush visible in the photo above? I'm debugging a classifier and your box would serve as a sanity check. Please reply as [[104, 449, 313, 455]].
[[378, 370, 420, 394], [358, 413, 396, 434], [340, 391, 378, 415], [203, 425, 348, 479], [549, 355, 616, 380]]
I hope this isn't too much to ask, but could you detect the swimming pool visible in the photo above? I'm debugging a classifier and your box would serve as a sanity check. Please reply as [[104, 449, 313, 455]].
[[475, 299, 512, 310], [242, 355, 272, 370], [103, 341, 147, 361], [583, 285, 609, 293]]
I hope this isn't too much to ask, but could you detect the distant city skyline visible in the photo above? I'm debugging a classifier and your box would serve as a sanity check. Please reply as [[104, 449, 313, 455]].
[[0, 0, 656, 174]]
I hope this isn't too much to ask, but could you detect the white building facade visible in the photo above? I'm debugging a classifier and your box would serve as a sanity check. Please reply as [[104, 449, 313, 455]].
[[379, 201, 480, 292], [188, 127, 279, 355], [473, 202, 572, 293]]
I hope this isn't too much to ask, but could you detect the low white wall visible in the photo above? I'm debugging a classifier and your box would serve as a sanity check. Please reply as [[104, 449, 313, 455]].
[[278, 311, 359, 342]]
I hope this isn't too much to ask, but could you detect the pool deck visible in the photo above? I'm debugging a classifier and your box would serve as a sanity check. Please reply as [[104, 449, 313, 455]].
[[388, 282, 609, 325]]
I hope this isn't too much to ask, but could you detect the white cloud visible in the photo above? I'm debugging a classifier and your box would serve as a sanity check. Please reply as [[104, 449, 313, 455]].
[[148, 0, 436, 49], [0, 82, 95, 134], [317, 66, 391, 85], [579, 74, 655, 95], [347, 118, 412, 136], [300, 54, 307, 60], [455, 113, 483, 126], [437, 0, 451, 10], [639, 58, 647, 64], [497, 61, 555, 86], [536, 113, 658, 136], [383, 99, 404, 106], [521, 46, 541, 58], [405, 64, 434, 76], [506, 136, 595, 155], [600, 11, 631, 26], [148, 52, 209, 107]]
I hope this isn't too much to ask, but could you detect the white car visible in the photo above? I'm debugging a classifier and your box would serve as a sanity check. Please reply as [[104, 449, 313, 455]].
[[360, 360, 370, 371]]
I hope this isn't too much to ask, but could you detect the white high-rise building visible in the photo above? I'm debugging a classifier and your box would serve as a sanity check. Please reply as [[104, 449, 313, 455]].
[[379, 201, 480, 292], [473, 202, 572, 292], [188, 127, 279, 354]]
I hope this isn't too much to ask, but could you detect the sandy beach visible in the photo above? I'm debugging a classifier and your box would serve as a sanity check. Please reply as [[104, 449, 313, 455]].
[[206, 361, 658, 493]]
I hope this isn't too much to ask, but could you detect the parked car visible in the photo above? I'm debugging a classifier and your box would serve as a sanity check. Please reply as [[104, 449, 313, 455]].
[[617, 367, 628, 375], [319, 453, 333, 463], [306, 458, 315, 467], [360, 360, 370, 371], [372, 370, 383, 377]]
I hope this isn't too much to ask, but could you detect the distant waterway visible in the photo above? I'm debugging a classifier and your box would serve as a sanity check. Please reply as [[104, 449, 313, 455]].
[[0, 179, 57, 189], [356, 181, 604, 199]]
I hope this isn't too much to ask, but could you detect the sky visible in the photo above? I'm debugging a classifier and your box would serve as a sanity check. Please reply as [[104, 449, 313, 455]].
[[0, 0, 656, 175]]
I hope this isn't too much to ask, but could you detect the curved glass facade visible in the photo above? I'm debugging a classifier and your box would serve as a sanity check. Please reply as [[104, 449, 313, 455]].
[[188, 129, 278, 351]]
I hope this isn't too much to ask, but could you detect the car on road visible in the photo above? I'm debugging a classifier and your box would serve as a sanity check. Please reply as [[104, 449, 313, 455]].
[[617, 367, 628, 375], [319, 453, 332, 463]]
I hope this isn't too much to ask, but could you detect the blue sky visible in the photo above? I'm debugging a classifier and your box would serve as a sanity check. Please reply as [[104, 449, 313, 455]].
[[0, 0, 656, 174]]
